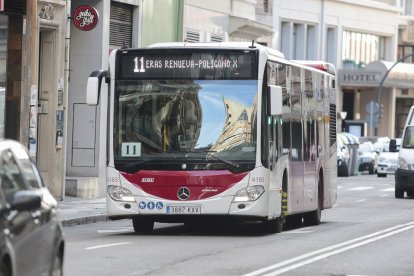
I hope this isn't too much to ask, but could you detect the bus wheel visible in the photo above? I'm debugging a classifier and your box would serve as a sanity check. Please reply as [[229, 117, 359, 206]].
[[395, 187, 404, 199], [132, 217, 154, 234], [263, 217, 284, 234], [303, 177, 322, 226]]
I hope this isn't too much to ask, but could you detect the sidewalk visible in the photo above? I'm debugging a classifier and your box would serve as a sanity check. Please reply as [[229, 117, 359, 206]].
[[57, 196, 107, 227]]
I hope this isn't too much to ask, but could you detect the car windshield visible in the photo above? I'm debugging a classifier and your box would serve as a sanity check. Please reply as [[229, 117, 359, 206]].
[[358, 143, 373, 153], [113, 79, 258, 172], [402, 126, 414, 149]]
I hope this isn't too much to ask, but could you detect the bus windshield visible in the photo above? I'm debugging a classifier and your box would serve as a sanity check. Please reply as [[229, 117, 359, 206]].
[[114, 79, 258, 172]]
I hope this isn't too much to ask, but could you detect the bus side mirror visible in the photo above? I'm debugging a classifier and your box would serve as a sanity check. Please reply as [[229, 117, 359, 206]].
[[86, 70, 109, 105], [268, 85, 282, 116], [389, 139, 397, 152], [86, 77, 99, 105]]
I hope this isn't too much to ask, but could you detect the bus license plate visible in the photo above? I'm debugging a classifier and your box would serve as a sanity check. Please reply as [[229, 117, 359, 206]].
[[166, 206, 201, 214]]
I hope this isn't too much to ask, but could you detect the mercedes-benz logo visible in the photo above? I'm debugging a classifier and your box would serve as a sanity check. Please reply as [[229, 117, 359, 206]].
[[177, 187, 190, 200]]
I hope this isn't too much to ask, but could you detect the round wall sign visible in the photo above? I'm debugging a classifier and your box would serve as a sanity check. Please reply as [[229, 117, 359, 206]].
[[73, 5, 99, 31]]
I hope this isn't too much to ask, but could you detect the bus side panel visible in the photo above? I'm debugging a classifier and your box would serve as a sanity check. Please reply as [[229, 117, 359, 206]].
[[303, 161, 317, 211], [289, 162, 304, 213]]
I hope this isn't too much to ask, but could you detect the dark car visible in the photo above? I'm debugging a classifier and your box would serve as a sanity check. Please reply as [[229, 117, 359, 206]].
[[0, 140, 64, 276]]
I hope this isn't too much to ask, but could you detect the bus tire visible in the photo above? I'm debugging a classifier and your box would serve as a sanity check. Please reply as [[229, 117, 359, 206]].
[[263, 217, 284, 234], [132, 217, 154, 234], [303, 175, 322, 226], [395, 187, 404, 199]]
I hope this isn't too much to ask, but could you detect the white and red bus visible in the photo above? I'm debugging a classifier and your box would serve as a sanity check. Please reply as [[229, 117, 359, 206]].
[[86, 42, 337, 233]]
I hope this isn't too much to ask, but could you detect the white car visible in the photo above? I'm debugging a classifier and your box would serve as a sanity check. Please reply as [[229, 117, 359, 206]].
[[377, 139, 401, 177], [357, 142, 376, 174]]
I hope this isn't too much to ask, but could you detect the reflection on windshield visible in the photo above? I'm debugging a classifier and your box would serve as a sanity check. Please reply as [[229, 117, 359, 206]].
[[114, 79, 258, 168]]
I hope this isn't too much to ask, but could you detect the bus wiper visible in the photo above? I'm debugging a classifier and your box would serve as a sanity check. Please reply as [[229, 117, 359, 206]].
[[123, 159, 156, 170], [188, 149, 240, 169]]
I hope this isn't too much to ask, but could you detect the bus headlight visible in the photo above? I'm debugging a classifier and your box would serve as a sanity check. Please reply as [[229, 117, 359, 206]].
[[233, 185, 264, 202], [107, 185, 135, 202]]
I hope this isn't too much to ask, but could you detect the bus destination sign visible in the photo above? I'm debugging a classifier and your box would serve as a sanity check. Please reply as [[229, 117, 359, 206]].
[[117, 50, 257, 80]]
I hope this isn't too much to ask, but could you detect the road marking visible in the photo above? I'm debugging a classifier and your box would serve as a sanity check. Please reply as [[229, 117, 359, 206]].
[[380, 188, 394, 192], [85, 242, 132, 250], [348, 186, 374, 191], [356, 199, 366, 203], [97, 227, 133, 234], [282, 227, 314, 234], [244, 221, 414, 276]]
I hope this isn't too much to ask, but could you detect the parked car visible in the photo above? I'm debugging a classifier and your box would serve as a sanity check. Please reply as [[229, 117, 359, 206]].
[[357, 141, 376, 174], [0, 140, 64, 276], [377, 139, 401, 177], [337, 138, 351, 176]]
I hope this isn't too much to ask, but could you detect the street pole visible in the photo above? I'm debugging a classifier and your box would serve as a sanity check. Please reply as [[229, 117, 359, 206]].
[[375, 53, 414, 136]]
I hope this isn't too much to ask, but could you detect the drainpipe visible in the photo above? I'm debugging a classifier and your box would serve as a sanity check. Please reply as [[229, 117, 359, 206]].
[[61, 0, 71, 200], [320, 0, 325, 60]]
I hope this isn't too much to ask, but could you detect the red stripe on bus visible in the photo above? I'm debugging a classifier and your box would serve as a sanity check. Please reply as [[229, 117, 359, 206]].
[[121, 170, 248, 200]]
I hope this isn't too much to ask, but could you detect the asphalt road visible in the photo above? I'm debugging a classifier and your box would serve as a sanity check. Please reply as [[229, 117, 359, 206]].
[[62, 173, 414, 276]]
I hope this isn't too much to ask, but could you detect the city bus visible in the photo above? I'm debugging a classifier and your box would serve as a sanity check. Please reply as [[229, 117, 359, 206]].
[[86, 42, 337, 234]]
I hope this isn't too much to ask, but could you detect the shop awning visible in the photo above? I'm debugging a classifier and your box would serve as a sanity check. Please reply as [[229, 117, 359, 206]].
[[365, 60, 414, 88]]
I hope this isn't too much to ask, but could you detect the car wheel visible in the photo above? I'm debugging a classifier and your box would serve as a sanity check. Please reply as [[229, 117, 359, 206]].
[[395, 187, 404, 199], [132, 217, 154, 234], [369, 165, 374, 175], [0, 261, 11, 276], [51, 253, 63, 276]]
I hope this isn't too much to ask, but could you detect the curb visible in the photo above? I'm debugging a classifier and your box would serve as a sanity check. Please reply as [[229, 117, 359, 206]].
[[61, 214, 108, 227]]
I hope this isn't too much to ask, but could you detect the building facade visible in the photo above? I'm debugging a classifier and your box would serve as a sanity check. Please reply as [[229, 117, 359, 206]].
[[9, 0, 413, 199], [273, 0, 407, 139], [0, 1, 67, 199]]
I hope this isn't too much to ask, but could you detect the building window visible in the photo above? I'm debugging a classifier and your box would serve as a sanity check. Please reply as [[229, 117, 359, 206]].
[[110, 1, 133, 49], [402, 0, 414, 16], [256, 0, 272, 14], [326, 27, 336, 64], [342, 30, 386, 69], [281, 21, 317, 60], [398, 45, 414, 63], [185, 30, 200, 43], [210, 34, 224, 42]]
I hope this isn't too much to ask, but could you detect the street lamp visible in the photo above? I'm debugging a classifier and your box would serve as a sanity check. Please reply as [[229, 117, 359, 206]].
[[375, 53, 414, 135]]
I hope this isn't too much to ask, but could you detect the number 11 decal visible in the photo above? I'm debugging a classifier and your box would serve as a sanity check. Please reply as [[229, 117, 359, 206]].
[[121, 142, 141, 157], [134, 57, 146, 73]]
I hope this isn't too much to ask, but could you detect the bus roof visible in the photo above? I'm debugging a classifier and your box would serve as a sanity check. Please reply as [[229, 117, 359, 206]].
[[293, 60, 336, 76], [147, 42, 285, 59]]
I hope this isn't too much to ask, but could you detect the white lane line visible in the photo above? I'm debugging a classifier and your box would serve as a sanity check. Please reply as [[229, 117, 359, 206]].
[[356, 199, 366, 203], [262, 224, 414, 276], [243, 221, 414, 276], [97, 228, 133, 234], [282, 227, 314, 235], [348, 187, 374, 191], [85, 242, 132, 250], [380, 188, 394, 192]]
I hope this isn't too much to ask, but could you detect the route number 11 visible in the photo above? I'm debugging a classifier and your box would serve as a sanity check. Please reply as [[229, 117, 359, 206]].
[[134, 57, 146, 73]]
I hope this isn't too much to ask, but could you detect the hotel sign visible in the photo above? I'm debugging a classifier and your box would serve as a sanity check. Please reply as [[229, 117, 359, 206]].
[[338, 70, 382, 87]]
